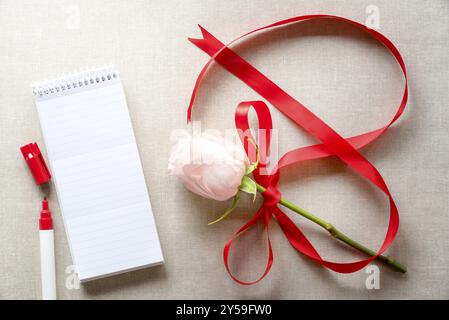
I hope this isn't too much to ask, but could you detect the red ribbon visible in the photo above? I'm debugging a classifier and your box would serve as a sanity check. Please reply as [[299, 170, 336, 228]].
[[187, 15, 408, 284]]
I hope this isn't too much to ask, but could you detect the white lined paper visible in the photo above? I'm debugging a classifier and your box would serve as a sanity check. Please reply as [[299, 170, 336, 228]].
[[33, 68, 164, 282]]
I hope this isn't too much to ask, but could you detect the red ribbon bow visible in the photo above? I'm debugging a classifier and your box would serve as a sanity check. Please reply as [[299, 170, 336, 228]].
[[187, 15, 408, 284]]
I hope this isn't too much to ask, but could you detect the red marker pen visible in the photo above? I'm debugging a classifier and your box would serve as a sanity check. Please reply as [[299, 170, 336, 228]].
[[39, 198, 56, 300]]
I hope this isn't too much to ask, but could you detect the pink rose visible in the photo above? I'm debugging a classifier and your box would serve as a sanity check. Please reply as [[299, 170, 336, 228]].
[[168, 132, 248, 201]]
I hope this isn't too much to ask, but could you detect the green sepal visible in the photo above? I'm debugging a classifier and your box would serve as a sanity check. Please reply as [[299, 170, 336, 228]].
[[208, 191, 241, 225], [244, 139, 260, 175], [239, 175, 257, 201]]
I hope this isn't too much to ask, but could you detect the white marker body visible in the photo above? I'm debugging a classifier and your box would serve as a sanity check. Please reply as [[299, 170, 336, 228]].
[[39, 229, 56, 300]]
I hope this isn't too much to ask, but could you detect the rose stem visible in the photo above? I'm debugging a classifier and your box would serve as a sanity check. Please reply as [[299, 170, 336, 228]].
[[255, 183, 407, 273]]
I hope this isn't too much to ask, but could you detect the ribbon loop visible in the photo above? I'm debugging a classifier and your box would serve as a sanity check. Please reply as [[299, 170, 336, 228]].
[[223, 208, 274, 285]]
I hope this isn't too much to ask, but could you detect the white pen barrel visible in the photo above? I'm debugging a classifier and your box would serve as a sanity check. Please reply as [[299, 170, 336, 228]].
[[39, 230, 56, 300]]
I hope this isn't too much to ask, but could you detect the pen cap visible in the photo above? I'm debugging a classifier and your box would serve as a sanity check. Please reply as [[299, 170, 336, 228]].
[[20, 142, 51, 185]]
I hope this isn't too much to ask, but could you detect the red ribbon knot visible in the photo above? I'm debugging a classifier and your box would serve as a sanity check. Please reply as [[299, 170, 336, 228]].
[[262, 186, 282, 207]]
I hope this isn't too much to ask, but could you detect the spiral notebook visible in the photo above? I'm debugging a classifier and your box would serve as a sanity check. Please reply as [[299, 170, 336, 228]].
[[32, 67, 164, 282]]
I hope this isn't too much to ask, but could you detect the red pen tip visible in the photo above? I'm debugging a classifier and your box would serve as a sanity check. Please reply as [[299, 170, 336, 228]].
[[42, 197, 49, 210], [40, 198, 52, 230]]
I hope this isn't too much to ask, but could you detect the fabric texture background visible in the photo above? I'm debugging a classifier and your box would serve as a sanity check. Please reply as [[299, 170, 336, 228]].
[[0, 0, 448, 299]]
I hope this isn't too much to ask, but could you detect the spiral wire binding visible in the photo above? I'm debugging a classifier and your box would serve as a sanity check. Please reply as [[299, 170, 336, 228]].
[[32, 67, 119, 99]]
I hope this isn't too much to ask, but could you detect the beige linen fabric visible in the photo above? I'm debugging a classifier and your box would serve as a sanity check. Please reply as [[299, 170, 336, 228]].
[[0, 0, 448, 299]]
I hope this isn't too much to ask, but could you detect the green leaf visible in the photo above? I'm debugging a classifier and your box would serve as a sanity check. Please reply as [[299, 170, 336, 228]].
[[239, 176, 257, 201], [208, 191, 241, 225]]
